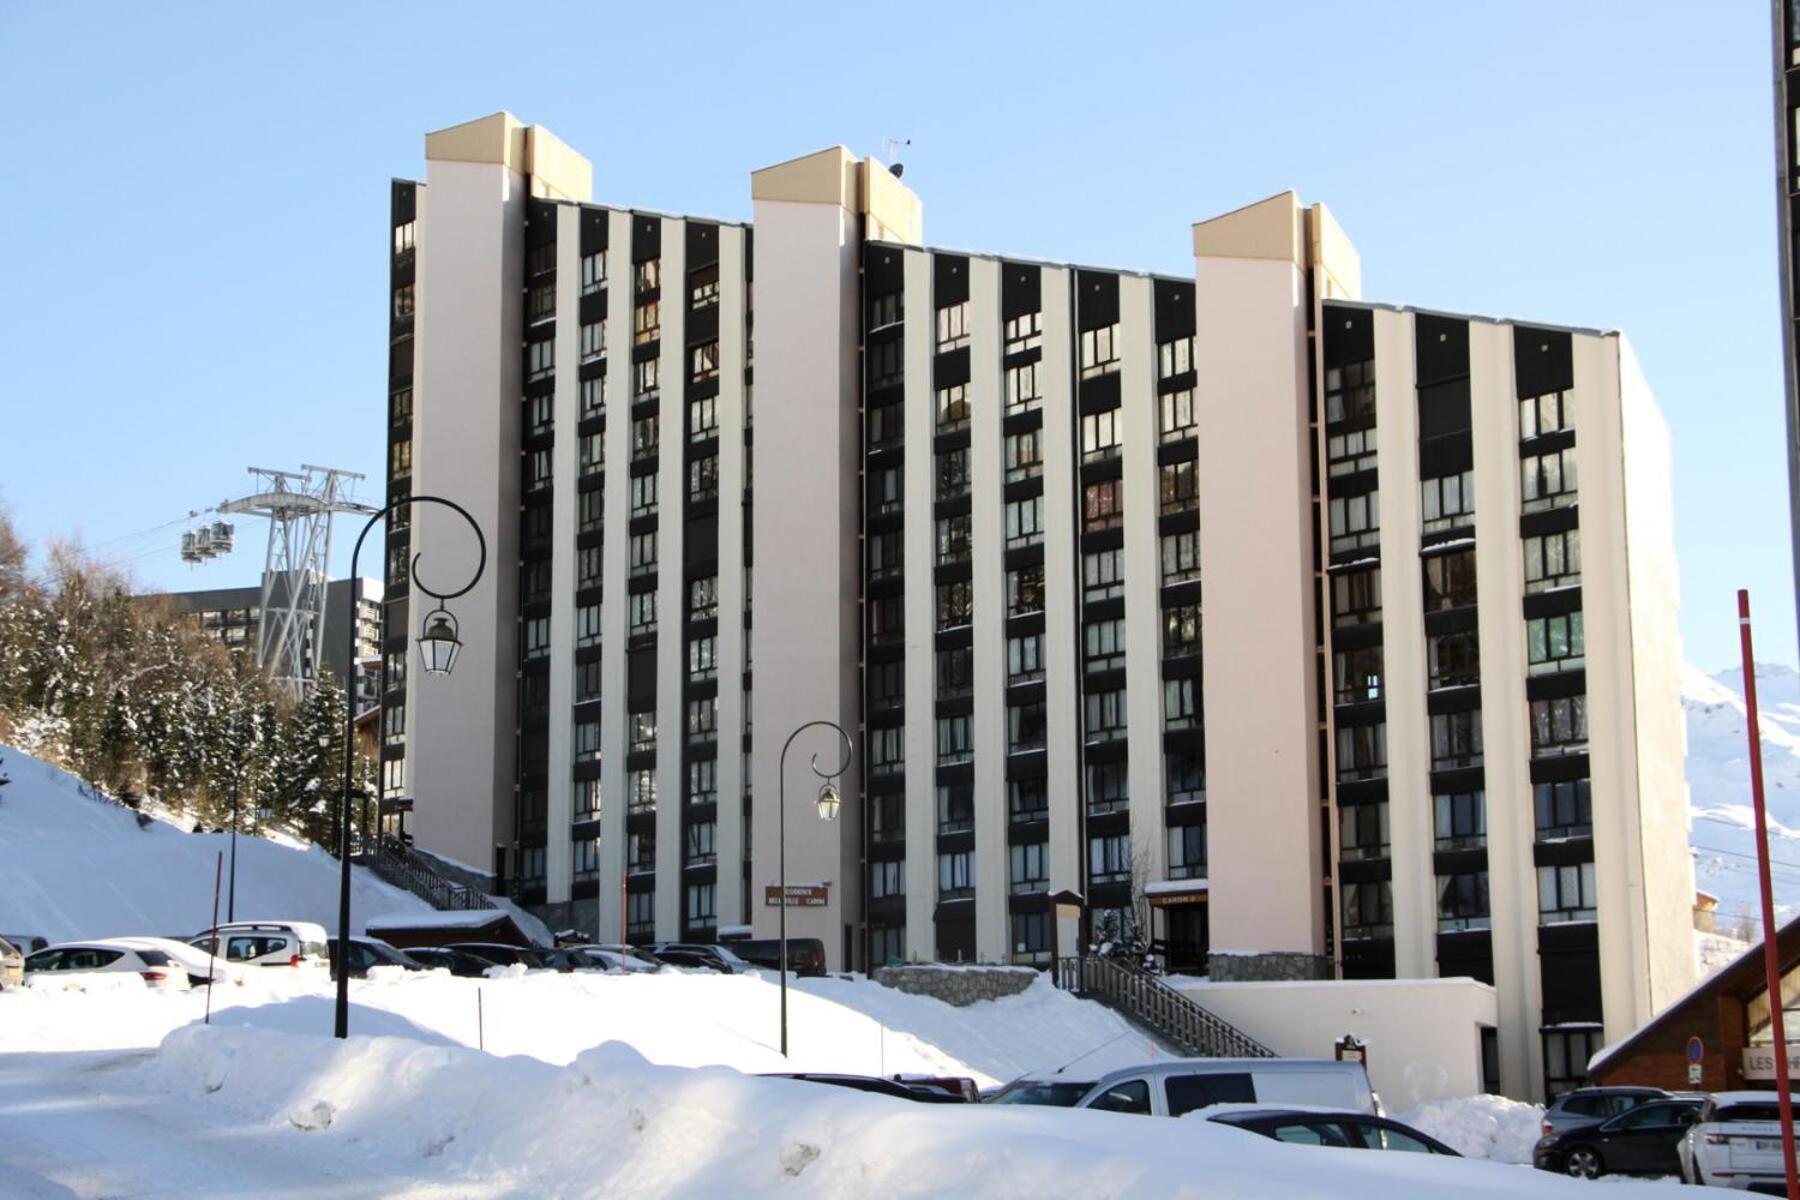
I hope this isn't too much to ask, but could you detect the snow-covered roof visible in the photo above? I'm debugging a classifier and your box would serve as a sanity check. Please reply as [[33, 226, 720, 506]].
[[366, 910, 509, 932]]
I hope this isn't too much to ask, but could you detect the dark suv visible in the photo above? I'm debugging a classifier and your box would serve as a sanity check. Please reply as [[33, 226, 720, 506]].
[[718, 938, 826, 977], [1542, 1086, 1674, 1138]]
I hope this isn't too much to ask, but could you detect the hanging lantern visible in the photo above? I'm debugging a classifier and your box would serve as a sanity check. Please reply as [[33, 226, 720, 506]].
[[815, 780, 841, 822], [418, 606, 462, 676]]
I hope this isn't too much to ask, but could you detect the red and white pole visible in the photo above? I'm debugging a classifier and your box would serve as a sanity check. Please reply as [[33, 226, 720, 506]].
[[1738, 590, 1798, 1200]]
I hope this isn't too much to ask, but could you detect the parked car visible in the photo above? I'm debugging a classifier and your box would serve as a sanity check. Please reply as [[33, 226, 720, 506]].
[[23, 941, 191, 990], [0, 935, 23, 989], [564, 946, 661, 974], [1531, 1095, 1702, 1178], [406, 946, 495, 978], [987, 1059, 1376, 1118], [1540, 1085, 1674, 1138], [1678, 1091, 1794, 1189], [646, 942, 755, 974], [107, 936, 235, 986], [1208, 1107, 1459, 1155], [445, 942, 550, 970], [891, 1074, 982, 1103], [3, 933, 48, 955], [585, 942, 664, 969], [763, 1073, 970, 1103], [718, 938, 826, 977], [188, 921, 330, 969], [327, 937, 425, 980]]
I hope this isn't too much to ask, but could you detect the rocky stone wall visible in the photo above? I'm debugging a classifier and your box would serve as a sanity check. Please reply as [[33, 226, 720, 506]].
[[872, 964, 1038, 1006], [1207, 951, 1332, 982]]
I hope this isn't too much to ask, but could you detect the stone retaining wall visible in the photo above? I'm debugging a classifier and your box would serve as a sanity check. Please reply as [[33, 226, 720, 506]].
[[873, 964, 1038, 1006], [1207, 951, 1332, 982]]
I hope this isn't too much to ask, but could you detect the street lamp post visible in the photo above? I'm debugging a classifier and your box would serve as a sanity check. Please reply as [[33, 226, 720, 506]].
[[777, 719, 851, 1058], [334, 495, 484, 1039]]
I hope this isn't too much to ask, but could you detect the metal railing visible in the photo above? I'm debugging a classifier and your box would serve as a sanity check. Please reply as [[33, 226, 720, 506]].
[[355, 840, 495, 913], [1056, 954, 1275, 1059]]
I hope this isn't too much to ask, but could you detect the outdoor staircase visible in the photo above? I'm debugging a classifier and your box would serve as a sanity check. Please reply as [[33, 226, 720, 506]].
[[1056, 954, 1275, 1059], [355, 840, 495, 913]]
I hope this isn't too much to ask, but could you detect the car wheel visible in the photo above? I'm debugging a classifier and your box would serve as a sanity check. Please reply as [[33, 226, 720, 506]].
[[1563, 1146, 1603, 1179]]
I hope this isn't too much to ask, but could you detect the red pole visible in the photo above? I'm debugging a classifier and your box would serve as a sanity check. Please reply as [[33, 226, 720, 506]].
[[204, 850, 222, 1026], [1738, 590, 1799, 1200]]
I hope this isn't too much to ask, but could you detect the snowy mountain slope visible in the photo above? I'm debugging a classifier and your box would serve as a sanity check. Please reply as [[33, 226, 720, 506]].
[[0, 743, 429, 942], [1683, 663, 1800, 930]]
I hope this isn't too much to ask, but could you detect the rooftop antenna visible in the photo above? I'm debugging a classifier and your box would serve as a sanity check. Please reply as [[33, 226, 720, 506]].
[[882, 137, 911, 179]]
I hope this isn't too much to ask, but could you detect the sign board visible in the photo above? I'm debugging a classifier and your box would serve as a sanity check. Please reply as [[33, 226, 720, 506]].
[[1688, 1063, 1704, 1086], [1054, 903, 1082, 920], [1742, 1045, 1800, 1080], [1687, 1036, 1705, 1066], [764, 885, 829, 908]]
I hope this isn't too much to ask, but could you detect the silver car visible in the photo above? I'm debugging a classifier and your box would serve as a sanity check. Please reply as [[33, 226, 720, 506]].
[[990, 1058, 1377, 1118]]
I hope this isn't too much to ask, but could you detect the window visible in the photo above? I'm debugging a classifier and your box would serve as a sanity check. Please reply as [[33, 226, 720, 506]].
[[1010, 841, 1048, 894], [526, 242, 555, 278], [522, 616, 550, 661], [1158, 461, 1209, 515], [580, 250, 606, 295], [526, 338, 554, 382], [1084, 689, 1127, 742], [1168, 822, 1206, 880], [629, 531, 657, 576], [1328, 490, 1380, 552], [937, 646, 973, 697], [938, 850, 974, 899], [688, 394, 718, 442], [633, 358, 660, 399], [870, 794, 904, 844], [627, 890, 655, 940], [1336, 722, 1386, 781], [866, 529, 902, 581], [574, 718, 601, 763], [1535, 778, 1593, 840], [1430, 710, 1484, 768], [1527, 611, 1585, 674], [1161, 530, 1200, 585], [1009, 777, 1048, 823], [688, 636, 717, 681], [870, 858, 904, 898], [1084, 480, 1124, 532], [1161, 388, 1197, 442], [690, 275, 719, 309], [690, 341, 719, 383], [1519, 391, 1572, 439], [1079, 323, 1120, 378], [1420, 470, 1475, 532], [689, 576, 718, 621], [391, 387, 413, 425], [688, 758, 716, 806], [1005, 311, 1041, 352], [526, 392, 553, 436], [1158, 336, 1194, 380], [578, 490, 603, 533], [869, 659, 903, 709], [868, 726, 903, 775], [937, 783, 974, 833], [1422, 550, 1477, 611], [685, 822, 716, 867], [1530, 695, 1589, 757], [382, 702, 405, 747], [1342, 880, 1394, 940], [629, 472, 658, 518], [383, 650, 407, 693], [632, 414, 659, 461], [576, 603, 603, 647], [628, 768, 657, 814], [1009, 701, 1047, 753], [1008, 633, 1044, 682], [1524, 528, 1583, 594], [936, 580, 972, 630], [869, 339, 902, 389], [579, 432, 604, 477], [1086, 548, 1124, 600], [689, 454, 719, 503], [685, 882, 716, 929], [936, 383, 970, 432], [1163, 677, 1199, 730], [935, 301, 969, 350], [1332, 569, 1381, 626], [1167, 751, 1205, 805], [581, 376, 606, 420], [686, 696, 717, 743], [1006, 496, 1044, 547], [869, 290, 903, 330], [393, 220, 415, 256], [629, 711, 656, 754], [580, 319, 606, 363], [1521, 448, 1579, 512], [1426, 630, 1480, 690], [1007, 564, 1044, 616], [1085, 618, 1126, 671], [936, 714, 973, 765], [1339, 802, 1389, 862], [869, 594, 904, 644], [870, 465, 902, 515], [936, 448, 970, 499], [1005, 429, 1042, 482], [1538, 861, 1597, 923], [1087, 761, 1129, 814], [1005, 361, 1041, 412], [391, 438, 413, 478], [1325, 359, 1375, 424], [1327, 428, 1377, 476], [1088, 834, 1130, 884], [576, 657, 602, 702], [575, 780, 603, 821], [633, 300, 661, 346], [1082, 409, 1121, 462], [867, 402, 903, 449], [1543, 1027, 1604, 1099], [1334, 646, 1384, 704], [1435, 791, 1486, 850], [936, 515, 971, 566], [524, 448, 551, 492], [1164, 605, 1201, 657], [1437, 870, 1491, 932], [393, 284, 415, 318]]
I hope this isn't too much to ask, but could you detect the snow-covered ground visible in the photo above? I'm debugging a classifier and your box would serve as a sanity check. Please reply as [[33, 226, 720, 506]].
[[0, 742, 430, 942]]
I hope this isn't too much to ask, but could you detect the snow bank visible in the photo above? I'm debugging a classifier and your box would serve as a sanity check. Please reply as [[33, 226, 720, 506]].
[[1398, 1093, 1545, 1164], [138, 1024, 1662, 1198], [0, 742, 429, 942]]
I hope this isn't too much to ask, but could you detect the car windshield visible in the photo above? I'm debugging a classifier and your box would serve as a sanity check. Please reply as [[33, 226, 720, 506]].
[[1716, 1104, 1785, 1123], [135, 950, 171, 966], [989, 1081, 1092, 1107]]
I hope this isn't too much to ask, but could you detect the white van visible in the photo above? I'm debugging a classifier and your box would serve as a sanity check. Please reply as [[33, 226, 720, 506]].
[[189, 920, 330, 969], [989, 1059, 1376, 1119]]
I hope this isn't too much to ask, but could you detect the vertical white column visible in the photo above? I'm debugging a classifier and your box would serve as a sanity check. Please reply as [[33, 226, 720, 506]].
[[1040, 266, 1082, 957], [715, 225, 748, 931], [970, 257, 1006, 961], [902, 248, 936, 953], [398, 183, 425, 807], [1120, 276, 1165, 899], [544, 204, 581, 906], [597, 209, 634, 942], [1372, 308, 1434, 979], [1470, 319, 1540, 1100], [655, 220, 687, 938]]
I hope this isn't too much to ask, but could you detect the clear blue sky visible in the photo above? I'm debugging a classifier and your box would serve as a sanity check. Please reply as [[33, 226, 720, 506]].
[[0, 2, 1791, 672]]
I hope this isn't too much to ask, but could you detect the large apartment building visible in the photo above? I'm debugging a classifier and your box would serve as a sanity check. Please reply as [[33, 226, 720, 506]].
[[380, 112, 1693, 1099]]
